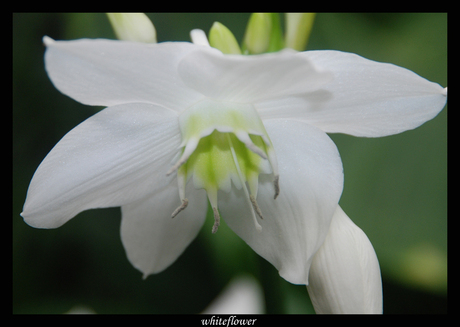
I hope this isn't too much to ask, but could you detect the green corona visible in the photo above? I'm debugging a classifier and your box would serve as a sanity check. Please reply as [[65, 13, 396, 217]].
[[167, 98, 279, 233]]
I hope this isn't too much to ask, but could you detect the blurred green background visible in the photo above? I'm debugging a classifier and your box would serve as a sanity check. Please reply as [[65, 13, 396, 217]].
[[13, 13, 447, 314]]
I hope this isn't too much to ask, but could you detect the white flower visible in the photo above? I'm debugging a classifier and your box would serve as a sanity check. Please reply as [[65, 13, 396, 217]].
[[21, 34, 446, 313]]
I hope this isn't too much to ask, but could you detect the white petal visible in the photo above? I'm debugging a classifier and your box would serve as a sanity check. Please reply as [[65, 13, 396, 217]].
[[22, 103, 180, 228], [219, 119, 344, 285], [177, 48, 332, 103], [307, 206, 383, 314], [258, 50, 446, 137], [202, 275, 265, 314], [43, 37, 203, 112], [121, 181, 207, 277]]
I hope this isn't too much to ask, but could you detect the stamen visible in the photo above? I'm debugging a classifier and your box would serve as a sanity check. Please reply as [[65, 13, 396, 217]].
[[226, 134, 263, 232], [245, 142, 268, 160], [171, 198, 188, 218], [211, 207, 220, 234], [235, 131, 268, 159], [166, 137, 199, 176]]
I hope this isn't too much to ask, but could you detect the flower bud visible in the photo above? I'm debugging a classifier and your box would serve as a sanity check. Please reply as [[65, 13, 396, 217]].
[[284, 13, 315, 51], [242, 13, 272, 54], [208, 22, 242, 54], [107, 13, 157, 43]]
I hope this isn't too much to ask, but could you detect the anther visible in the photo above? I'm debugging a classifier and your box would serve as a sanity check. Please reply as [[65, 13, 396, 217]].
[[171, 198, 188, 218], [249, 195, 264, 220], [273, 175, 280, 199], [211, 207, 220, 234]]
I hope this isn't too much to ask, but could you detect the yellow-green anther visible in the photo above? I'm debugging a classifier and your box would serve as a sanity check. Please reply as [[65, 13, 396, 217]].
[[243, 13, 272, 54], [107, 13, 157, 43], [209, 22, 242, 54], [284, 13, 316, 51]]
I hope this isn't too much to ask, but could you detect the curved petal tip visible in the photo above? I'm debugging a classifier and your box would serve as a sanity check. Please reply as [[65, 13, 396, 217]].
[[42, 35, 54, 46]]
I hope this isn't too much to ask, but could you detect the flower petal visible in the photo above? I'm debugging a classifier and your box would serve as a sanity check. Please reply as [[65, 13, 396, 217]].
[[218, 119, 344, 285], [307, 206, 383, 314], [22, 103, 180, 228], [43, 37, 204, 112], [258, 50, 446, 137], [177, 48, 332, 103], [202, 275, 265, 314], [121, 181, 207, 277]]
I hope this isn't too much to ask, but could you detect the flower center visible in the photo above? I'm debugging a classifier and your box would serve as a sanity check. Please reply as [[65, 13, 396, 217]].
[[167, 98, 279, 233]]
